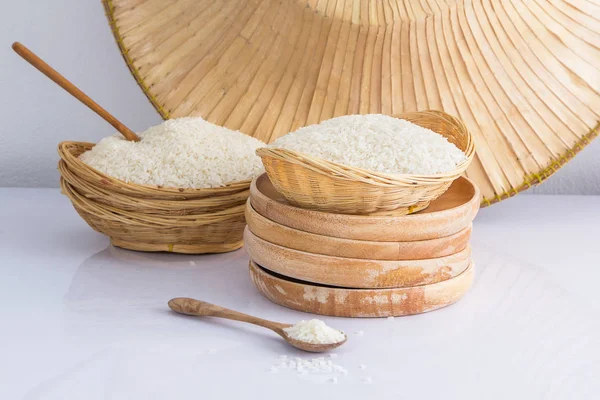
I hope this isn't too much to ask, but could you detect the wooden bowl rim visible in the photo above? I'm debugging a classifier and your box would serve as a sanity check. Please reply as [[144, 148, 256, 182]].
[[244, 227, 472, 288], [249, 260, 474, 292], [246, 199, 473, 247], [245, 226, 472, 265]]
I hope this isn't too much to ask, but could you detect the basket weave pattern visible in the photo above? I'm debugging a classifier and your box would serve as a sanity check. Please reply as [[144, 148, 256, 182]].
[[257, 111, 474, 214], [58, 142, 250, 254]]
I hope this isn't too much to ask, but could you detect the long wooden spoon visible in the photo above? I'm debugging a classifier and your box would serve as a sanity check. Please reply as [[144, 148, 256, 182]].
[[12, 42, 140, 142], [168, 297, 347, 353]]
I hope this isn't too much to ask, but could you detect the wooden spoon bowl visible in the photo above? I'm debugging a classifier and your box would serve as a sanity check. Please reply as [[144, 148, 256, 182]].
[[168, 297, 347, 353], [283, 332, 347, 353]]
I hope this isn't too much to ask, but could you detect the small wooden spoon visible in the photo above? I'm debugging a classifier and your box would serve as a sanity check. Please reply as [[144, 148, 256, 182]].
[[12, 42, 140, 142], [168, 297, 347, 353]]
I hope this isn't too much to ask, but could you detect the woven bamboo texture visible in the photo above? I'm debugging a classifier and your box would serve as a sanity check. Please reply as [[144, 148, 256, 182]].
[[58, 159, 249, 214], [58, 142, 251, 200], [103, 0, 600, 206], [58, 142, 249, 254], [257, 110, 474, 214]]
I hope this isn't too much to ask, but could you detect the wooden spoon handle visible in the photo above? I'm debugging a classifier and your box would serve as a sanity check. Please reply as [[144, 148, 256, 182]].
[[12, 42, 140, 142], [168, 297, 288, 333]]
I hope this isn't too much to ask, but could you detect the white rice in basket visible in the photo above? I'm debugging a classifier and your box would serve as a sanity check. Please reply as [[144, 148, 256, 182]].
[[80, 117, 265, 188], [270, 114, 467, 175]]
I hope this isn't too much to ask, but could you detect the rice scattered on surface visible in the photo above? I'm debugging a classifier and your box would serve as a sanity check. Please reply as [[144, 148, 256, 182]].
[[270, 114, 466, 175], [80, 117, 265, 188]]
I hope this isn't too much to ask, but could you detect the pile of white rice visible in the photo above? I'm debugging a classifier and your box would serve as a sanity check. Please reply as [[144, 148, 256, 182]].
[[270, 114, 466, 175], [80, 117, 265, 188], [283, 319, 346, 344]]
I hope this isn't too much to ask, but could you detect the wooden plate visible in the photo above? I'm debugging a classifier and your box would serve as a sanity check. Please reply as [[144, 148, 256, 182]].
[[244, 228, 471, 288], [250, 174, 479, 242], [249, 261, 474, 318], [246, 201, 471, 260]]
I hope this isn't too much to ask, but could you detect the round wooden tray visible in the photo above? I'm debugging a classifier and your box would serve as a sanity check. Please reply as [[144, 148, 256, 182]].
[[249, 260, 474, 318], [104, 0, 600, 205], [244, 227, 471, 288], [250, 173, 479, 242], [245, 200, 471, 260]]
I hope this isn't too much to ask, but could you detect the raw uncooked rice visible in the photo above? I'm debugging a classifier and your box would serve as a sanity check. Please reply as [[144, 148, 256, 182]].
[[80, 117, 265, 188], [270, 114, 466, 175], [283, 319, 345, 344], [271, 354, 349, 376]]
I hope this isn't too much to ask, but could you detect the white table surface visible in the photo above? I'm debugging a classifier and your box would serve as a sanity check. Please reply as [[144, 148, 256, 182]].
[[1, 188, 599, 400]]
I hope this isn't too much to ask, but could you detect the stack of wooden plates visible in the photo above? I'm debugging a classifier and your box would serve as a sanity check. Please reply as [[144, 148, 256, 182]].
[[245, 173, 480, 318]]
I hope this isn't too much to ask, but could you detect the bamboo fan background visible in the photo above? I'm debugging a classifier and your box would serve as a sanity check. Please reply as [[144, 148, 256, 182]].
[[103, 0, 600, 205]]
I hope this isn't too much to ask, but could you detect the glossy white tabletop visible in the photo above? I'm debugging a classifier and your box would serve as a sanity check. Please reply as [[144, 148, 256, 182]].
[[1, 189, 599, 400]]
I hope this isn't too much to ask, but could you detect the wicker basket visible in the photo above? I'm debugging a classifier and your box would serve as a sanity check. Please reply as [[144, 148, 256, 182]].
[[58, 141, 250, 253], [58, 159, 249, 215], [58, 142, 250, 200], [256, 111, 474, 215]]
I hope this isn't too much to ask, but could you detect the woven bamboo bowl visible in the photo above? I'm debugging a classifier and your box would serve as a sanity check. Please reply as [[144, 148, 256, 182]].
[[256, 111, 474, 215], [59, 159, 249, 215], [59, 142, 251, 200], [58, 141, 251, 254]]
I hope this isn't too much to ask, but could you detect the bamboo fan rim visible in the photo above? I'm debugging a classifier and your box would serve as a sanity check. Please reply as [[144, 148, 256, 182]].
[[103, 0, 170, 120], [58, 141, 252, 195], [480, 125, 599, 206]]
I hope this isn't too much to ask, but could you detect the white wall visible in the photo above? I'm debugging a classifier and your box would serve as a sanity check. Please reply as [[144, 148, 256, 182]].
[[1, 1, 599, 194], [0, 0, 162, 187]]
